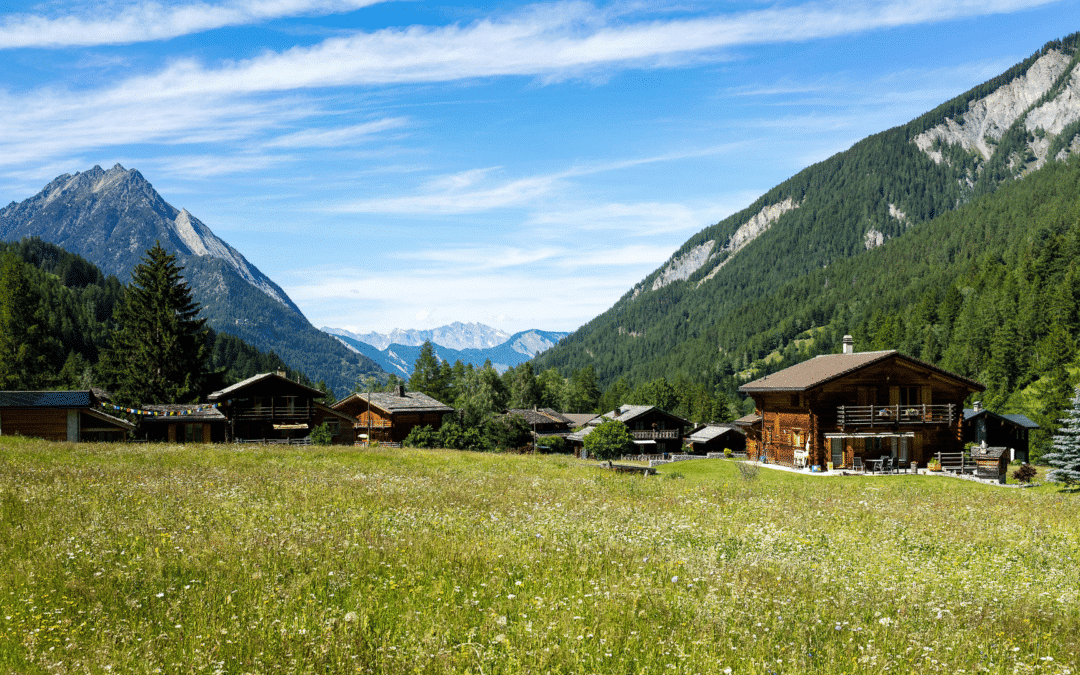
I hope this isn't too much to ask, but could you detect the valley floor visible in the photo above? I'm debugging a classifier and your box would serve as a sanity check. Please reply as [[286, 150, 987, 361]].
[[1, 438, 1077, 674]]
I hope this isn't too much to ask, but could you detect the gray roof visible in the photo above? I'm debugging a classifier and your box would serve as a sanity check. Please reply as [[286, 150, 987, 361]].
[[963, 408, 1040, 429], [335, 390, 453, 415], [506, 408, 573, 426], [971, 445, 1009, 460], [687, 424, 744, 443], [733, 413, 762, 427], [739, 351, 984, 393], [599, 404, 690, 427], [0, 390, 94, 408], [562, 412, 599, 427]]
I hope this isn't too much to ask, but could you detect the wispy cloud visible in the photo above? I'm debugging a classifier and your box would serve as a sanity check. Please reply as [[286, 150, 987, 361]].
[[0, 0, 388, 49], [265, 117, 409, 148]]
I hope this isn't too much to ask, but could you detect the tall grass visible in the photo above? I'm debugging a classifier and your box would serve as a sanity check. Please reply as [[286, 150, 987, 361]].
[[1, 436, 1077, 674]]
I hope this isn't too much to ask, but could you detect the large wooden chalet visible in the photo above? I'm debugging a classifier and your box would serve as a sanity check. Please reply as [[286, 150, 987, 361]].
[[208, 372, 356, 444], [738, 336, 984, 470], [0, 390, 134, 442], [569, 404, 690, 457], [333, 385, 453, 444]]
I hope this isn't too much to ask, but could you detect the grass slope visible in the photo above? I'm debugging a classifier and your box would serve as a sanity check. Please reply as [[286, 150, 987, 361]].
[[1, 439, 1077, 674]]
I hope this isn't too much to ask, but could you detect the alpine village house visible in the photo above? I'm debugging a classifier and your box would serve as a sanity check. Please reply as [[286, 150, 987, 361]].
[[737, 336, 984, 471]]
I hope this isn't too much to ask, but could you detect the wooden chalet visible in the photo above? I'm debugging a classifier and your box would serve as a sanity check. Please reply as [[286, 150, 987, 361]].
[[504, 408, 574, 435], [970, 444, 1010, 483], [738, 336, 984, 470], [332, 385, 453, 444], [208, 372, 354, 444], [0, 390, 134, 442], [963, 402, 1038, 463], [139, 404, 228, 443], [569, 405, 690, 457], [685, 424, 746, 455]]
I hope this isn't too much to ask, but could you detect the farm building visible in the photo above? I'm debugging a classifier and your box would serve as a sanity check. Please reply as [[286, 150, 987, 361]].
[[738, 336, 984, 471], [333, 385, 453, 444], [208, 372, 355, 444], [0, 390, 134, 442], [962, 402, 1038, 463], [140, 404, 227, 443], [684, 424, 746, 455]]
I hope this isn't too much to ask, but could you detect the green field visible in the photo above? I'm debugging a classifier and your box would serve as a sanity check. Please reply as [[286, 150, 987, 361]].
[[1, 439, 1077, 674]]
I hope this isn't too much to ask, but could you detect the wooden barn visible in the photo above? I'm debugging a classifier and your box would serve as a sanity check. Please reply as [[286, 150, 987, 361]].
[[738, 336, 984, 471], [0, 390, 134, 442], [963, 403, 1038, 463], [685, 424, 746, 455], [140, 404, 227, 443], [504, 408, 575, 435], [333, 385, 453, 444], [208, 372, 354, 444]]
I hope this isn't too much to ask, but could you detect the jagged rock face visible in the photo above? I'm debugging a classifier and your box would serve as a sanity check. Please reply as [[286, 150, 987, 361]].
[[327, 322, 513, 351], [0, 164, 295, 311], [913, 49, 1080, 173]]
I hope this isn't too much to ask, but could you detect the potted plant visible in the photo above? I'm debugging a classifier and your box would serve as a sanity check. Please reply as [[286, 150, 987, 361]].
[[927, 457, 942, 472]]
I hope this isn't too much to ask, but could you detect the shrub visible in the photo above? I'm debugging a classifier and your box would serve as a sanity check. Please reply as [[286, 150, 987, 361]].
[[404, 424, 439, 449], [583, 419, 635, 461], [309, 423, 333, 446], [1012, 463, 1037, 483]]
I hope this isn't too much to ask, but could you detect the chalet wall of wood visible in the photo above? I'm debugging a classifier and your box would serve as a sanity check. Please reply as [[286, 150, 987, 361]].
[[739, 342, 983, 470]]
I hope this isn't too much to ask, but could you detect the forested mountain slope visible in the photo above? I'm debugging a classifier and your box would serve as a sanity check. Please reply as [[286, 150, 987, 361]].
[[537, 33, 1080, 395], [0, 237, 331, 397], [0, 165, 382, 393]]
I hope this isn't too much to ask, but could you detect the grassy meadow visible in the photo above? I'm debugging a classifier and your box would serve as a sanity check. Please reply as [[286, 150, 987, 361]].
[[1, 438, 1078, 675]]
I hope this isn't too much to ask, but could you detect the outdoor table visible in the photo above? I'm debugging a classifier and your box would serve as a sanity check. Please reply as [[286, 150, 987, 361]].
[[866, 458, 882, 473]]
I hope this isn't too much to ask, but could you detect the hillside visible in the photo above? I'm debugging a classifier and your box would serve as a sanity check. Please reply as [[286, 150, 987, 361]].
[[0, 165, 383, 394], [536, 33, 1080, 393]]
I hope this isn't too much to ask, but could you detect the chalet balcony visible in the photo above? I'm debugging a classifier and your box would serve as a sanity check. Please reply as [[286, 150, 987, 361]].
[[837, 404, 955, 429], [232, 409, 313, 422], [630, 429, 681, 440]]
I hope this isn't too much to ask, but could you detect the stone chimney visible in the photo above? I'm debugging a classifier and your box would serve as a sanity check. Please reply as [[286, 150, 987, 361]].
[[973, 400, 982, 412], [842, 335, 855, 355], [395, 384, 406, 397]]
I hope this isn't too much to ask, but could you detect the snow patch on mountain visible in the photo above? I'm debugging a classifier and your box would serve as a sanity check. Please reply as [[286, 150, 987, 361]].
[[326, 322, 511, 351], [914, 50, 1071, 163]]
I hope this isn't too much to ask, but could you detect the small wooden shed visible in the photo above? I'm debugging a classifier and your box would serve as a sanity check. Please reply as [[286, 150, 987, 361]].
[[970, 445, 1009, 483]]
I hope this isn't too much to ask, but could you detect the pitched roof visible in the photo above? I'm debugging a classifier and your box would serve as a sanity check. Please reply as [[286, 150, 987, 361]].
[[963, 408, 1040, 429], [562, 412, 599, 427], [0, 390, 95, 408], [334, 390, 453, 415], [971, 445, 1009, 460], [505, 408, 573, 426], [733, 414, 762, 427], [600, 404, 690, 427], [738, 351, 984, 393], [687, 424, 744, 443], [208, 372, 326, 401]]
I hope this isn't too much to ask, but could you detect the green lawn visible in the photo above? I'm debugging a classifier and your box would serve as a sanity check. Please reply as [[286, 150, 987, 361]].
[[1, 438, 1077, 674]]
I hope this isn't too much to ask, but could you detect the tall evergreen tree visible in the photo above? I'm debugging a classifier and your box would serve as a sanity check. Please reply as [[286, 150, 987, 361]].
[[0, 253, 50, 389], [409, 341, 449, 401], [1044, 387, 1080, 489], [99, 243, 210, 404]]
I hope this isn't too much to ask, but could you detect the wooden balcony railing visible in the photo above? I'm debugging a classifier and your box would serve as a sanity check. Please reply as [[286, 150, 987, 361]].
[[630, 429, 680, 440], [838, 404, 955, 428]]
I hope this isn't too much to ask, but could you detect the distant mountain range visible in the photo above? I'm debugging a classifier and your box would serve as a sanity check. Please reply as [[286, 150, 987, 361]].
[[325, 325, 570, 376], [0, 164, 382, 394], [325, 322, 511, 351]]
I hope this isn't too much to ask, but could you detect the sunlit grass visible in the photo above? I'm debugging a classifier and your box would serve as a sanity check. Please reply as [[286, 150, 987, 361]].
[[1, 436, 1078, 674]]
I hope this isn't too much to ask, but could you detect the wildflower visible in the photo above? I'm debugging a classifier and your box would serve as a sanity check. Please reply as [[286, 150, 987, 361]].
[[671, 576, 679, 583], [344, 612, 358, 624]]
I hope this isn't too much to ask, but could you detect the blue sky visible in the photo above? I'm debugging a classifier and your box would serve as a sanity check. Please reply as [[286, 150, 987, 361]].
[[1, 0, 1077, 335]]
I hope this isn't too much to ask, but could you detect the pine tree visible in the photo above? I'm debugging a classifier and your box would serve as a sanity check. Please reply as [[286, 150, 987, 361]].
[[1044, 386, 1080, 489], [409, 341, 448, 401], [0, 253, 50, 389], [99, 243, 210, 404]]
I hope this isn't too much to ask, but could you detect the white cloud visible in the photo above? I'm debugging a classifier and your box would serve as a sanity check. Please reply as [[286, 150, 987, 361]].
[[0, 0, 389, 49], [265, 117, 409, 148]]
